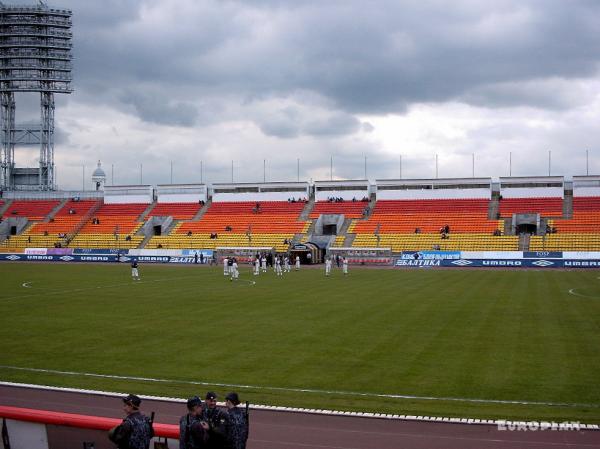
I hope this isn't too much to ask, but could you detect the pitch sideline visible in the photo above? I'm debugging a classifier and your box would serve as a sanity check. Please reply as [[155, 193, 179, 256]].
[[0, 364, 598, 410]]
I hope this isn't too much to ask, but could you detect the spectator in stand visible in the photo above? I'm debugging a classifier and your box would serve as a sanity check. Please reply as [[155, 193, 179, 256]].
[[444, 224, 450, 234], [187, 230, 193, 237], [414, 227, 421, 234]]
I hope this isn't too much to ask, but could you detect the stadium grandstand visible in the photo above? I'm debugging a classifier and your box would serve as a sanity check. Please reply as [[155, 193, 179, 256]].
[[3, 174, 600, 257]]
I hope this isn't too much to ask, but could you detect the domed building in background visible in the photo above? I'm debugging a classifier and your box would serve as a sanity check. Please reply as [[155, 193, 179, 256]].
[[91, 160, 106, 191]]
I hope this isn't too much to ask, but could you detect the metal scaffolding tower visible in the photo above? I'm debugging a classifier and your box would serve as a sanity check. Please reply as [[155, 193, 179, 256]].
[[0, 2, 72, 191]]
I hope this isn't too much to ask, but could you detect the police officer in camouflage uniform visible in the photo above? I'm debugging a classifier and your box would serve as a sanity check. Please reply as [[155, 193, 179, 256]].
[[179, 396, 209, 449], [224, 393, 248, 449], [108, 394, 154, 449], [201, 392, 227, 449]]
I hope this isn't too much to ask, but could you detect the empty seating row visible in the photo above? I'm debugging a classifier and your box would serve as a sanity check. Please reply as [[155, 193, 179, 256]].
[[352, 200, 501, 241], [29, 200, 98, 235], [2, 200, 61, 220], [208, 201, 306, 215], [148, 202, 202, 220], [530, 234, 600, 251], [353, 234, 518, 252], [572, 197, 600, 212], [498, 198, 562, 217], [372, 199, 489, 213], [68, 233, 144, 249], [78, 203, 148, 235], [147, 233, 293, 252]]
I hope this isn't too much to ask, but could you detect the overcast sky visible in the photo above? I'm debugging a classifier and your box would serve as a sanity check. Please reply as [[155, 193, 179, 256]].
[[12, 0, 600, 189]]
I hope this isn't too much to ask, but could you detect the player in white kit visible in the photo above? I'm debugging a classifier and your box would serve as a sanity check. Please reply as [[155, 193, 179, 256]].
[[261, 255, 267, 272], [295, 255, 300, 270], [230, 258, 239, 281], [254, 256, 260, 275], [284, 255, 291, 272], [275, 256, 283, 276], [342, 256, 349, 275], [223, 257, 229, 275], [325, 257, 332, 276]]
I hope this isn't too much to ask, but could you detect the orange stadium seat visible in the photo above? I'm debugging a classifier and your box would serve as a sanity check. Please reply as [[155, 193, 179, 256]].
[[498, 198, 562, 217], [2, 200, 61, 220], [148, 202, 202, 220], [148, 201, 310, 251], [29, 200, 98, 235], [350, 199, 512, 251]]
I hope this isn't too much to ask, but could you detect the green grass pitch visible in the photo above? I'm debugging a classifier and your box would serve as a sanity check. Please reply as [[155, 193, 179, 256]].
[[1, 262, 599, 423]]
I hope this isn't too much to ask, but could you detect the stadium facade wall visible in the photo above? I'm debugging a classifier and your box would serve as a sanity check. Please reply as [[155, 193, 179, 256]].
[[573, 186, 600, 197], [156, 184, 207, 203], [315, 189, 369, 201], [375, 188, 491, 200], [103, 185, 153, 204], [500, 187, 563, 198], [212, 191, 307, 202]]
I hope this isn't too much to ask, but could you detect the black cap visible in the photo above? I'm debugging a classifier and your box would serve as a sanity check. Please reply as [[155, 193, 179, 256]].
[[205, 391, 217, 400], [225, 392, 240, 405], [187, 396, 202, 410], [123, 394, 141, 408]]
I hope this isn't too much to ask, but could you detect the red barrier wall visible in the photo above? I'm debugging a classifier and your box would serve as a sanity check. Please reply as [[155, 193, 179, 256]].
[[0, 405, 179, 439]]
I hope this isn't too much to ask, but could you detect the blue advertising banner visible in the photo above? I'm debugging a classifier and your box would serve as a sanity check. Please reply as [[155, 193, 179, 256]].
[[1, 254, 118, 262], [523, 251, 563, 259], [400, 251, 461, 260], [182, 249, 213, 257], [394, 258, 600, 268], [1, 253, 207, 264], [73, 248, 125, 255]]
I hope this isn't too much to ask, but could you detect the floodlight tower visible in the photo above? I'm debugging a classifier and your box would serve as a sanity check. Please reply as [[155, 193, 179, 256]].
[[0, 1, 73, 190]]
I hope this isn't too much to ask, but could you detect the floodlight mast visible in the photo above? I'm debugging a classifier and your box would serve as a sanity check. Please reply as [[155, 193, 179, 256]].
[[0, 2, 72, 191]]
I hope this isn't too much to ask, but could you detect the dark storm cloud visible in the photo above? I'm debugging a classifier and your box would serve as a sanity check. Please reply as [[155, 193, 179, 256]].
[[254, 106, 362, 139], [120, 90, 199, 127], [52, 0, 600, 128]]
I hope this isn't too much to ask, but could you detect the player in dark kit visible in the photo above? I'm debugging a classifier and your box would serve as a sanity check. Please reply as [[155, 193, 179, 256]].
[[131, 259, 140, 280]]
